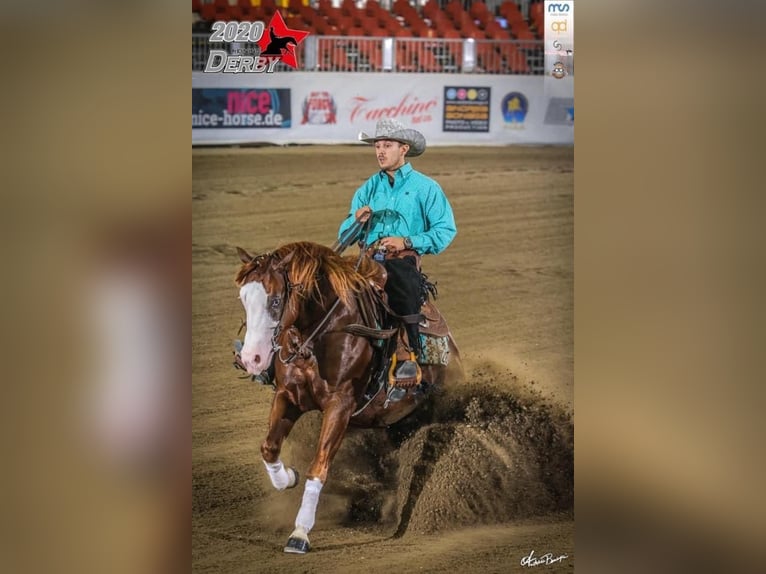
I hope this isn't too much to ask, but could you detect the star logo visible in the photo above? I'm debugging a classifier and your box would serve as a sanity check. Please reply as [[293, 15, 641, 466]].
[[257, 11, 309, 69]]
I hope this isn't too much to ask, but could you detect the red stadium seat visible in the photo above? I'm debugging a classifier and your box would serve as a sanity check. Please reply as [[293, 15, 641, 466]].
[[288, 0, 305, 15], [422, 0, 440, 20], [469, 1, 490, 21], [444, 0, 463, 18], [499, 1, 525, 25], [513, 27, 536, 41], [325, 8, 342, 26], [299, 6, 315, 22], [286, 16, 309, 31], [413, 25, 435, 38], [227, 6, 243, 20], [312, 17, 328, 34], [337, 16, 354, 32], [487, 27, 511, 40], [440, 28, 461, 40], [200, 4, 216, 21]]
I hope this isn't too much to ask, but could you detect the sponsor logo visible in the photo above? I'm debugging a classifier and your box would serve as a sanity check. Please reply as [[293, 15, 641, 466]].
[[547, 3, 571, 13], [544, 97, 574, 125], [204, 12, 309, 73], [192, 88, 291, 128], [443, 86, 491, 132], [349, 94, 438, 124], [551, 61, 567, 79], [550, 20, 568, 33], [302, 91, 337, 125], [501, 92, 529, 127]]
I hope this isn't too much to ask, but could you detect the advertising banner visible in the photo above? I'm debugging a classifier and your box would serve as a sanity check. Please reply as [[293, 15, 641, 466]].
[[192, 72, 573, 146], [192, 88, 291, 128], [442, 86, 491, 133]]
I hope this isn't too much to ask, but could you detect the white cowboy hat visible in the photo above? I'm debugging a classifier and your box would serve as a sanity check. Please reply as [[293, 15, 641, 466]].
[[358, 118, 426, 157]]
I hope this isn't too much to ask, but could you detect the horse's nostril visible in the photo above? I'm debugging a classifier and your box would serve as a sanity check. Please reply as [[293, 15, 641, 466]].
[[254, 354, 261, 364]]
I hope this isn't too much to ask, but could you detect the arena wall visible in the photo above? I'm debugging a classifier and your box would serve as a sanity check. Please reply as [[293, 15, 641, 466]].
[[192, 71, 573, 146]]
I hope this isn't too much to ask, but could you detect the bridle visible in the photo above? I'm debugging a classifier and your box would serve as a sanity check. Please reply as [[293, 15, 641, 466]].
[[243, 255, 339, 367], [240, 213, 374, 367]]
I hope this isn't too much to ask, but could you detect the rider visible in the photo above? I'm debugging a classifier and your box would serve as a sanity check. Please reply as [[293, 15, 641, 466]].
[[337, 118, 457, 380]]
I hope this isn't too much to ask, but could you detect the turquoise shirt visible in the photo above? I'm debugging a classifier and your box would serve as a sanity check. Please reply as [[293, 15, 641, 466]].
[[338, 163, 457, 255]]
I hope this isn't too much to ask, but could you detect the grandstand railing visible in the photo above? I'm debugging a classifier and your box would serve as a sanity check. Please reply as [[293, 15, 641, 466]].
[[192, 33, 544, 74]]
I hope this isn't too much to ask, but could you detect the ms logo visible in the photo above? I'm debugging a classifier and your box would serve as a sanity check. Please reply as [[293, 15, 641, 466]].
[[547, 2, 571, 12]]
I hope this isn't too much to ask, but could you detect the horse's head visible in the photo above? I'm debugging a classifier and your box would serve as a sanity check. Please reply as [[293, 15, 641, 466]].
[[234, 241, 384, 375], [234, 246, 291, 375]]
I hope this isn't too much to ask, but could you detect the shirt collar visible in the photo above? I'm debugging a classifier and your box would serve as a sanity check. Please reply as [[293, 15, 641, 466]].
[[378, 162, 413, 181]]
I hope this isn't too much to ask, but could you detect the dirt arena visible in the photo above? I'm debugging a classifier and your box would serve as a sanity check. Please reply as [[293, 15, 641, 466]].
[[192, 145, 574, 573]]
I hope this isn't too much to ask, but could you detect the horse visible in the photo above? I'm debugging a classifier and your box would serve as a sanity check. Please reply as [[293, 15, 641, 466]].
[[233, 241, 460, 554]]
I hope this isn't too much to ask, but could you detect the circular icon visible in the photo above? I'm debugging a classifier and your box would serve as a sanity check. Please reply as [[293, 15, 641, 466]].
[[551, 61, 567, 79], [477, 89, 489, 101], [446, 88, 457, 100], [501, 91, 528, 123], [457, 88, 467, 100], [467, 88, 477, 100]]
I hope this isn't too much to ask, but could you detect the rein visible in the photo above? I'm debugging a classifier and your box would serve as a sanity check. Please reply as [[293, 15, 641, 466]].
[[274, 294, 342, 366]]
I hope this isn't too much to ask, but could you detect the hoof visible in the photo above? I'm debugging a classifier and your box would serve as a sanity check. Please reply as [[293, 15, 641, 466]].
[[286, 467, 299, 489], [283, 529, 310, 554]]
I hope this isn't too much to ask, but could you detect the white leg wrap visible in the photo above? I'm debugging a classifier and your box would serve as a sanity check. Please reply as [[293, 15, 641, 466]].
[[263, 459, 291, 491], [295, 478, 323, 533]]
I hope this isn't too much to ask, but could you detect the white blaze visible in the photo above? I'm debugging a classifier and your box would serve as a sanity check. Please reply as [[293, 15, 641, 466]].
[[239, 282, 277, 374]]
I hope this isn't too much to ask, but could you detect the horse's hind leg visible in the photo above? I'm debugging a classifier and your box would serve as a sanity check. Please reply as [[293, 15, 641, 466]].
[[284, 396, 354, 554], [261, 390, 302, 491]]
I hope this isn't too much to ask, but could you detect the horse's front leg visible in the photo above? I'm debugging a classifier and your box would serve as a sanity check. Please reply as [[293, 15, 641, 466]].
[[284, 393, 355, 554], [261, 390, 302, 491]]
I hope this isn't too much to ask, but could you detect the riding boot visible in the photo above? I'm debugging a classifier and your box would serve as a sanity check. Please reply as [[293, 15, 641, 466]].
[[406, 324, 422, 361], [253, 356, 276, 386], [394, 324, 422, 380]]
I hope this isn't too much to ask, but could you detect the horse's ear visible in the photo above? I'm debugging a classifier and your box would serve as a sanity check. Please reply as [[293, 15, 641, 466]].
[[236, 246, 253, 263], [273, 250, 295, 271]]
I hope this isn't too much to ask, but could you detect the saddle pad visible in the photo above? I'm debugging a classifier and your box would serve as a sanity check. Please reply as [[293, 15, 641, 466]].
[[419, 333, 450, 366], [419, 301, 450, 337]]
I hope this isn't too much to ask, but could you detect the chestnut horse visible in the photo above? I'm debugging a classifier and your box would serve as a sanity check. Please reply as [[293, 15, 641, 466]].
[[234, 241, 459, 554]]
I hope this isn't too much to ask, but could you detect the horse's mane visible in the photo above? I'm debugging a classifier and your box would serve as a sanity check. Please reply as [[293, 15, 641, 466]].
[[236, 241, 379, 306]]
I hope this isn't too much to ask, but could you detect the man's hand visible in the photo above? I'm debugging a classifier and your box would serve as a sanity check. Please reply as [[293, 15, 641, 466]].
[[379, 236, 407, 252], [355, 206, 372, 222]]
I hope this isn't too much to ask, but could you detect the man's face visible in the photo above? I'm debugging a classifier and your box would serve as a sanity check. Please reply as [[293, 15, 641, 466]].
[[375, 139, 409, 172]]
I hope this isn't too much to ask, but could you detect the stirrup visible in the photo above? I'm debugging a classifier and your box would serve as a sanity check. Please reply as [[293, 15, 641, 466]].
[[388, 352, 422, 386], [395, 359, 420, 379]]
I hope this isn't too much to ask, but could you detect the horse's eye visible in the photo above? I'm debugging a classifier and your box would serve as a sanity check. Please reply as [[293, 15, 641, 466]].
[[271, 297, 281, 309]]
